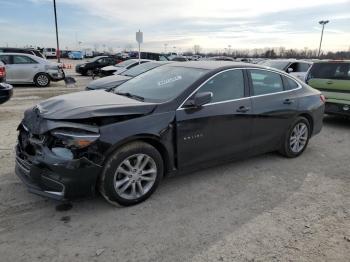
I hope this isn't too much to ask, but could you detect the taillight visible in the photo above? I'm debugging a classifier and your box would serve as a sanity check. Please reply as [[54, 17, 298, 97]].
[[320, 94, 326, 103], [0, 66, 5, 78]]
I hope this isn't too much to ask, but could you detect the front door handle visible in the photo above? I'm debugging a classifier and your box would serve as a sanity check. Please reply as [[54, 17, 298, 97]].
[[283, 99, 295, 105], [236, 106, 250, 113], [327, 81, 333, 85]]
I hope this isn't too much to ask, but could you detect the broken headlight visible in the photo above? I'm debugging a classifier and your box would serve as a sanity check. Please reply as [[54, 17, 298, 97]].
[[51, 129, 100, 149]]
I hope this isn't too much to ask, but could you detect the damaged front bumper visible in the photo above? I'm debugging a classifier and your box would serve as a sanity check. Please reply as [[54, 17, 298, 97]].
[[47, 69, 65, 81], [15, 143, 102, 201]]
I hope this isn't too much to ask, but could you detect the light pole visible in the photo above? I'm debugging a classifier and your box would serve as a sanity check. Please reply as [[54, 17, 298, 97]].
[[53, 0, 60, 63], [318, 20, 329, 57]]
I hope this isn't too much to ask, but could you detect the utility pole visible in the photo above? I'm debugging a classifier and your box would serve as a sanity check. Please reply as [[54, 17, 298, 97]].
[[318, 20, 329, 57], [53, 0, 60, 63]]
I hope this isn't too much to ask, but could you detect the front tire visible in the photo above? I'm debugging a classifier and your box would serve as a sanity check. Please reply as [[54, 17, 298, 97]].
[[34, 73, 50, 87], [86, 69, 93, 76], [99, 142, 163, 206], [279, 116, 311, 158]]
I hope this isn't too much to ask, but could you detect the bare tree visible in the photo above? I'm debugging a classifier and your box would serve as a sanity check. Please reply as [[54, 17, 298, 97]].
[[193, 45, 202, 55]]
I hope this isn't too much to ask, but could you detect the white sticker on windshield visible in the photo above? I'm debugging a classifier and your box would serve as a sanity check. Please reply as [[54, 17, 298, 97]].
[[157, 75, 182, 86]]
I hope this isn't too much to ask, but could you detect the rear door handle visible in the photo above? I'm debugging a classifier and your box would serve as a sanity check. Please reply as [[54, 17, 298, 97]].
[[283, 99, 295, 105], [236, 106, 250, 113]]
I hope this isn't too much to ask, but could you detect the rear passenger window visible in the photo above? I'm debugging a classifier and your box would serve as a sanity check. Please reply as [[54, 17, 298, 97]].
[[13, 56, 36, 64], [283, 76, 299, 90], [0, 55, 11, 64], [198, 69, 244, 102], [249, 70, 283, 95]]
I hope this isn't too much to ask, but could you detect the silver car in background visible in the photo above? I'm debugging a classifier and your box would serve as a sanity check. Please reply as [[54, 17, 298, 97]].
[[0, 53, 65, 87], [260, 59, 312, 82]]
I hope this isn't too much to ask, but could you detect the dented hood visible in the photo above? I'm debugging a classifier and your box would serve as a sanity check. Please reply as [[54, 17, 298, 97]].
[[37, 90, 157, 120]]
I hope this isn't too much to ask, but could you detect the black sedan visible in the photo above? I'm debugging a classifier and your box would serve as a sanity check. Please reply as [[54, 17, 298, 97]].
[[86, 61, 172, 90], [15, 61, 324, 206], [75, 56, 119, 76]]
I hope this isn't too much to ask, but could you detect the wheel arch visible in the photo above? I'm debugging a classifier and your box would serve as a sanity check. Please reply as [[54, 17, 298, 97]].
[[34, 71, 51, 81], [298, 113, 314, 136], [102, 134, 173, 176]]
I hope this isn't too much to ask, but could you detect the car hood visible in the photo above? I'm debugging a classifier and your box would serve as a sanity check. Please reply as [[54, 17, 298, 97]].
[[87, 75, 131, 90], [36, 90, 157, 120]]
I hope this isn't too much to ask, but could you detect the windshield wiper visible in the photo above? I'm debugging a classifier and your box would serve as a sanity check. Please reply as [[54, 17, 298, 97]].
[[115, 92, 144, 101]]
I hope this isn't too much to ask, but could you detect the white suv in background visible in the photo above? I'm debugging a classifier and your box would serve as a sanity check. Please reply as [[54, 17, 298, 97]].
[[0, 53, 65, 87], [43, 48, 57, 58]]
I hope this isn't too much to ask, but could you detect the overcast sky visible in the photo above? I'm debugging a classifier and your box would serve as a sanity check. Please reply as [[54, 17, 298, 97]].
[[1, 0, 349, 52]]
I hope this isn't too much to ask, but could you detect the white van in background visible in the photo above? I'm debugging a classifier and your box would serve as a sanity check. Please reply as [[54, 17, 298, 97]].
[[83, 49, 94, 58], [43, 48, 57, 58]]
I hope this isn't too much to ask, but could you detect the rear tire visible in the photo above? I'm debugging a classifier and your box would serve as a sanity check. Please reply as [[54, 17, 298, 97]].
[[279, 116, 311, 158], [99, 142, 163, 206], [34, 73, 50, 87]]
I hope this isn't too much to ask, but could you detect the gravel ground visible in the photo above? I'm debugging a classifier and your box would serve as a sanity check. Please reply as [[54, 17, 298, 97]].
[[0, 60, 349, 261]]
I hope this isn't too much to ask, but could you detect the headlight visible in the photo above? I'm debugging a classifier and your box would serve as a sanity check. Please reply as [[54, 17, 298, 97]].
[[51, 129, 100, 148], [80, 64, 86, 68]]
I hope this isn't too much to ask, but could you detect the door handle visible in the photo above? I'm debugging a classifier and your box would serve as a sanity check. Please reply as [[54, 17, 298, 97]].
[[327, 81, 333, 84], [236, 106, 250, 113], [283, 99, 295, 105]]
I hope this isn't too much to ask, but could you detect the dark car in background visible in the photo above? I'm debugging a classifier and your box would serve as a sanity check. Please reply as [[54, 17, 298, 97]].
[[75, 56, 119, 76], [205, 56, 235, 61], [0, 47, 45, 59], [0, 61, 13, 104], [15, 61, 324, 206], [170, 56, 189, 62], [306, 60, 350, 116], [98, 59, 151, 77], [86, 61, 172, 90], [128, 52, 169, 61]]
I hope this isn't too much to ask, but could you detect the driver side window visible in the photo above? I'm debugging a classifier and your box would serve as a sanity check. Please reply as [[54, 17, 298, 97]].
[[198, 69, 244, 103]]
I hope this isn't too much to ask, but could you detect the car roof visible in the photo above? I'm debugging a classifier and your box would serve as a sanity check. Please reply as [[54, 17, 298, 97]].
[[0, 47, 37, 51], [168, 61, 264, 70], [0, 52, 38, 57]]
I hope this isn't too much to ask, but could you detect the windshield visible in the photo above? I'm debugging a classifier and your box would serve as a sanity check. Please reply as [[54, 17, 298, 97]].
[[115, 65, 208, 102], [115, 59, 138, 68], [121, 62, 161, 77], [261, 60, 289, 70]]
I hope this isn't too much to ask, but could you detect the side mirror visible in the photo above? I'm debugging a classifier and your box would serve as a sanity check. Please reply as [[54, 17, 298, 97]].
[[184, 92, 213, 108], [287, 68, 294, 73]]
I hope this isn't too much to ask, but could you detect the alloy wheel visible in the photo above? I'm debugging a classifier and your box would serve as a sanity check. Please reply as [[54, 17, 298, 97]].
[[37, 75, 49, 86], [113, 154, 157, 200], [289, 123, 308, 153]]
